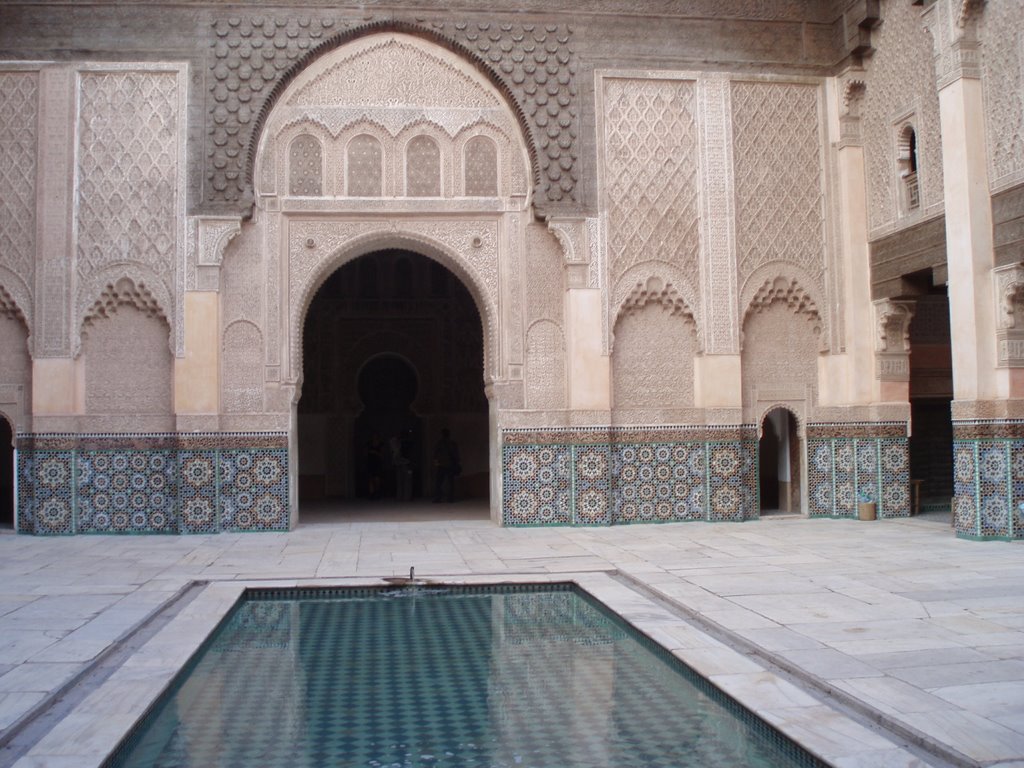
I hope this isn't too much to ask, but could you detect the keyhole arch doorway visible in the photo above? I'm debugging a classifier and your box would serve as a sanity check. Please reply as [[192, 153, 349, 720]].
[[758, 406, 803, 515]]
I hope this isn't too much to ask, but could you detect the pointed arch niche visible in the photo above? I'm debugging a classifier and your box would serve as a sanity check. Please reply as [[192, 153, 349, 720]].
[[244, 31, 540, 525]]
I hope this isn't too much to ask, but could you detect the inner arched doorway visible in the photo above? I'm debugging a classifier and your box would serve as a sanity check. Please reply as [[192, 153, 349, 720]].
[[297, 249, 489, 519], [0, 416, 12, 528], [759, 408, 801, 515]]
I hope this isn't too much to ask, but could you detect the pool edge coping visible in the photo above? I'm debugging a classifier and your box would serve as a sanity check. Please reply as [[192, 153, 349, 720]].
[[11, 571, 933, 768]]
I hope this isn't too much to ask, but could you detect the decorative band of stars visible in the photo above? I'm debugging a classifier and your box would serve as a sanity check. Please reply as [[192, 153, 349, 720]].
[[16, 433, 289, 535]]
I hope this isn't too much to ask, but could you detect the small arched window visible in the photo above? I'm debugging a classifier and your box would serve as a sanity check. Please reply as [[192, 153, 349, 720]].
[[347, 134, 382, 197], [897, 125, 920, 212], [406, 135, 441, 197], [288, 134, 322, 196], [464, 136, 498, 196]]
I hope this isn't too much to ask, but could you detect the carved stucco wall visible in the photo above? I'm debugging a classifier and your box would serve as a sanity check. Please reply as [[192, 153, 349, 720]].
[[0, 71, 37, 334], [731, 81, 828, 312], [613, 304, 698, 411], [211, 18, 576, 213], [220, 224, 266, 413], [862, 0, 944, 237], [0, 311, 32, 427], [602, 77, 699, 293], [525, 320, 566, 410], [75, 68, 185, 356], [741, 301, 820, 410], [82, 306, 173, 417], [980, 0, 1024, 190]]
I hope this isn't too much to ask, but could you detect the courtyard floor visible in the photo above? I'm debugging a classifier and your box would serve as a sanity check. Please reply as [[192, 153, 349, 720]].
[[0, 505, 1021, 768]]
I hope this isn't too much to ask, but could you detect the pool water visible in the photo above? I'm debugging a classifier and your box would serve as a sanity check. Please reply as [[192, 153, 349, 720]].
[[106, 585, 824, 768]]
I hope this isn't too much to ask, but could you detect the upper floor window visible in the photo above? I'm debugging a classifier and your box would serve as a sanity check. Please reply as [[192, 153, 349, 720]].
[[898, 124, 920, 213]]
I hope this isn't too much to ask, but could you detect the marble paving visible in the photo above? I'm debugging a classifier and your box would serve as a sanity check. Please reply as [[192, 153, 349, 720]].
[[0, 505, 1022, 767]]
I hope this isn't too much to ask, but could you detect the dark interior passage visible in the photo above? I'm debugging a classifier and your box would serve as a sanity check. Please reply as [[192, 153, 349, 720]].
[[908, 290, 953, 511], [759, 408, 799, 514], [0, 418, 12, 527], [298, 250, 489, 509]]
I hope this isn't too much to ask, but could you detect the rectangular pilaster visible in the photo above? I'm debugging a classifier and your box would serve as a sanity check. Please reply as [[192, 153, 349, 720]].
[[174, 291, 220, 414], [565, 288, 610, 410]]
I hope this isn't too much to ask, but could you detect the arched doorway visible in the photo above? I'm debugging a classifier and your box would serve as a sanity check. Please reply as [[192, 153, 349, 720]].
[[759, 408, 801, 515], [0, 415, 13, 528], [297, 249, 489, 518]]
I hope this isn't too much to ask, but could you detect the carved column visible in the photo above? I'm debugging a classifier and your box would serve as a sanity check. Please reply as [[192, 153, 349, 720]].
[[924, 0, 1003, 402], [32, 66, 77, 418], [694, 75, 742, 411], [874, 298, 916, 402], [833, 75, 878, 405], [550, 217, 610, 411], [175, 217, 241, 425]]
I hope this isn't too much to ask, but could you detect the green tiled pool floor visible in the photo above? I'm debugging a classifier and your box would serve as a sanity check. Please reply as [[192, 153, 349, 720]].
[[107, 586, 820, 768]]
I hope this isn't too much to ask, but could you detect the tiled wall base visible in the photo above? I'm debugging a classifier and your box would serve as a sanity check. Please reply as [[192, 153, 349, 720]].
[[16, 433, 289, 535], [502, 426, 758, 526], [807, 422, 910, 519], [952, 420, 1024, 541]]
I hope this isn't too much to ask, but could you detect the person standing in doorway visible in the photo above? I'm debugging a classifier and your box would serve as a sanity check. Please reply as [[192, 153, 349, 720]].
[[432, 428, 460, 503]]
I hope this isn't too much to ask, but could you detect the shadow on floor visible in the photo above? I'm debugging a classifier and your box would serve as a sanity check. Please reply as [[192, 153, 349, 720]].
[[298, 498, 492, 525]]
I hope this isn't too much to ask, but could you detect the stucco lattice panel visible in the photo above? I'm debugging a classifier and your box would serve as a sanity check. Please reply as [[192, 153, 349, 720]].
[[612, 305, 697, 409], [862, 0, 943, 233], [223, 321, 265, 413], [741, 302, 819, 407], [221, 224, 264, 330], [465, 136, 498, 197], [83, 307, 173, 417], [0, 314, 31, 417], [525, 321, 566, 410], [288, 134, 322, 196], [732, 82, 825, 285], [76, 72, 179, 323], [524, 224, 564, 327], [347, 134, 383, 196], [406, 136, 442, 196], [981, 1, 1024, 187], [603, 79, 699, 286], [0, 72, 37, 316]]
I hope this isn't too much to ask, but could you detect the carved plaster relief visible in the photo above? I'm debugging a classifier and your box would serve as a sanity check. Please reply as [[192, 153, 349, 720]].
[[863, 0, 944, 236], [525, 320, 566, 410], [874, 298, 916, 381], [222, 320, 265, 412], [731, 81, 826, 291], [0, 71, 38, 332], [980, 1, 1024, 189], [82, 304, 173, 417], [741, 300, 820, 411], [612, 302, 698, 410], [257, 34, 530, 202], [994, 262, 1024, 366], [524, 223, 565, 328], [75, 67, 186, 356], [602, 77, 700, 290], [0, 310, 31, 429]]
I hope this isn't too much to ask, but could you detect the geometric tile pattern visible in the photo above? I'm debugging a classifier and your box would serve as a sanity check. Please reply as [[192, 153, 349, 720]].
[[952, 434, 1024, 541], [502, 427, 757, 526], [807, 431, 910, 519], [106, 586, 822, 768], [219, 448, 289, 532], [15, 433, 289, 535]]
